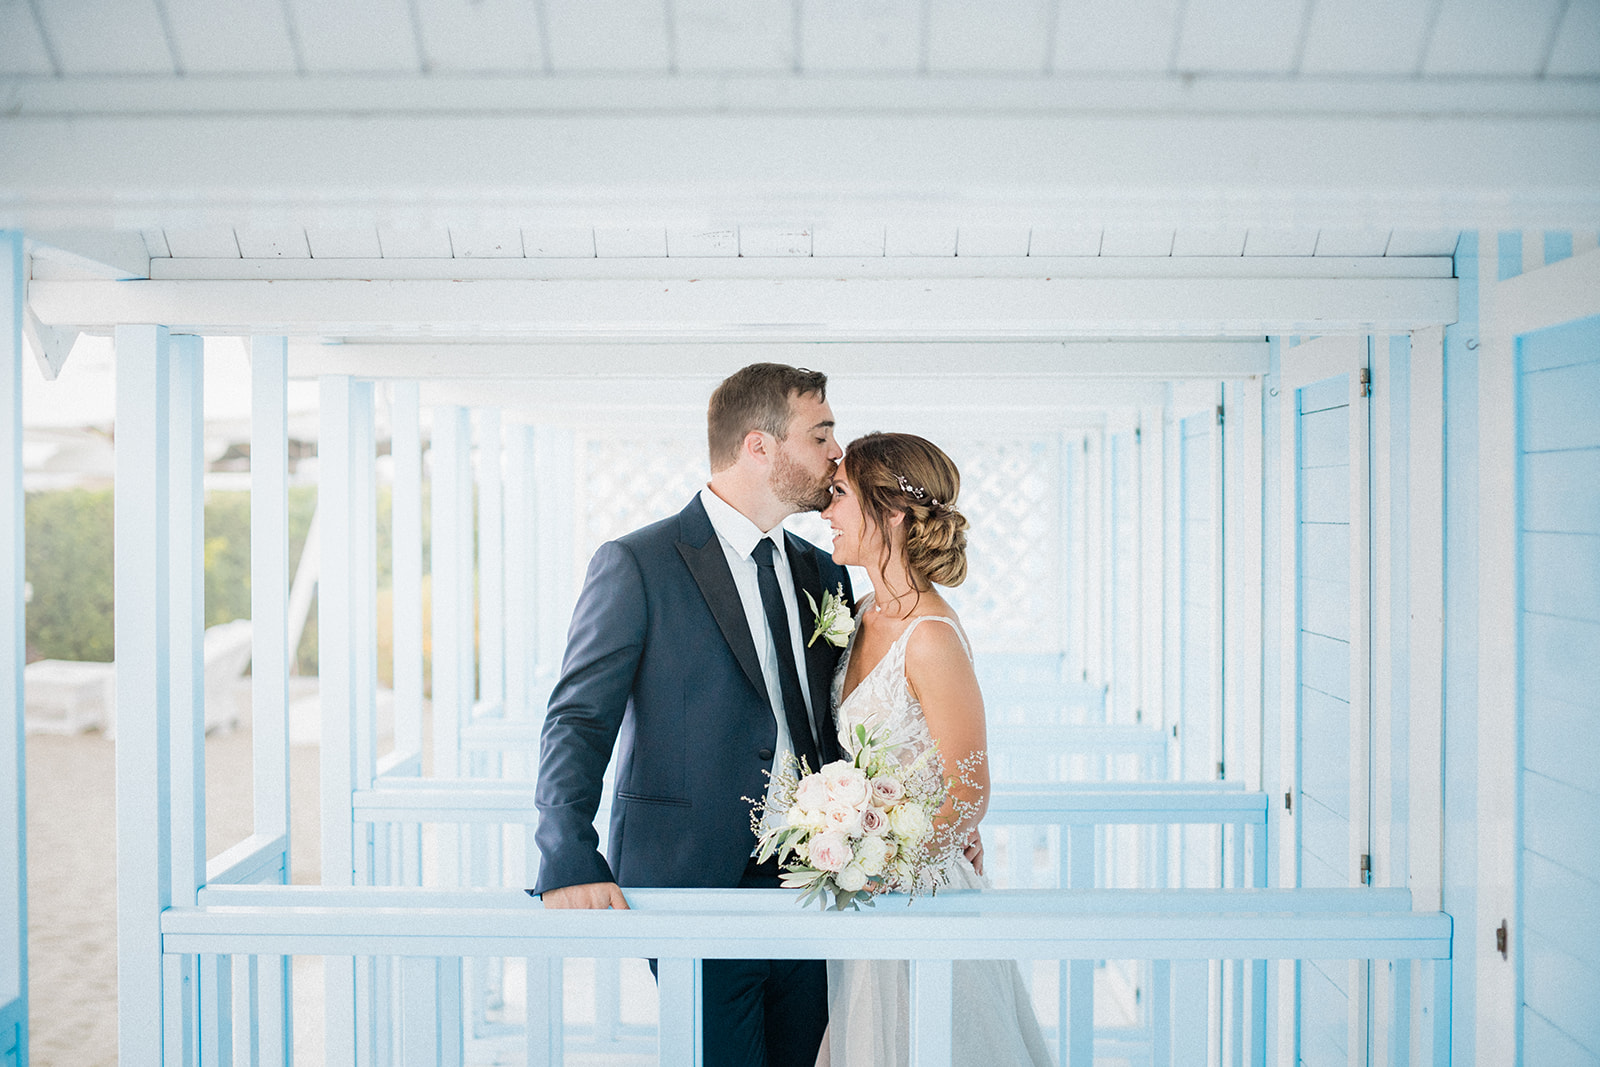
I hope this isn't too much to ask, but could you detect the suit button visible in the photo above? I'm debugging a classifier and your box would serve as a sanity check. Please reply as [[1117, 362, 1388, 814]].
[[758, 748, 774, 761]]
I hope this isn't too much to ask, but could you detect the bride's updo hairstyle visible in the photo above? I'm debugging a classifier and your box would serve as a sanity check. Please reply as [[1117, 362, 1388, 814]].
[[843, 432, 970, 588]]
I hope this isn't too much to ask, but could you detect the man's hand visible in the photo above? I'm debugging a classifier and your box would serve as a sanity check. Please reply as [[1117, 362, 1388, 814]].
[[540, 881, 630, 909], [964, 830, 985, 877]]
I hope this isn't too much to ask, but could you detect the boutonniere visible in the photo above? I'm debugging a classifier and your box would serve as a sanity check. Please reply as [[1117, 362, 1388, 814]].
[[805, 583, 855, 648]]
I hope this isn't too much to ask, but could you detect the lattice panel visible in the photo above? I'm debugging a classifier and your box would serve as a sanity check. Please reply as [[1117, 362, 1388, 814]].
[[577, 434, 708, 566]]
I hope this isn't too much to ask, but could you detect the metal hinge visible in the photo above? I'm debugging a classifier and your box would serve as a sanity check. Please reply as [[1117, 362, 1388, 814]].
[[1284, 792, 1293, 812], [1171, 724, 1178, 739], [1360, 366, 1372, 398], [1135, 708, 1142, 723], [1360, 854, 1372, 885], [1496, 920, 1509, 959], [1216, 403, 1225, 426], [1134, 426, 1142, 442], [1217, 761, 1226, 780]]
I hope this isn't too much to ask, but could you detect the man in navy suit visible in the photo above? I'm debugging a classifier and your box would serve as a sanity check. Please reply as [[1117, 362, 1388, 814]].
[[534, 363, 853, 1066]]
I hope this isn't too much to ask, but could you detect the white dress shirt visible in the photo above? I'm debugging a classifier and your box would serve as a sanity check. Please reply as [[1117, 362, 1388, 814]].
[[698, 487, 818, 831]]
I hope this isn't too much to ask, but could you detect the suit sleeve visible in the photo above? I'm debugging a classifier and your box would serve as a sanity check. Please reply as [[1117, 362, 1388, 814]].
[[532, 539, 648, 895]]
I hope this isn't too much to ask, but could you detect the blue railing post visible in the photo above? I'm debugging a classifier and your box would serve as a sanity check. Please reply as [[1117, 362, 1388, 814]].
[[0, 230, 27, 1067]]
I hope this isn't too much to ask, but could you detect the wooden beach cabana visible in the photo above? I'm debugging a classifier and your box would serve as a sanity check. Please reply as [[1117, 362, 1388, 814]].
[[3, 3, 1599, 1064]]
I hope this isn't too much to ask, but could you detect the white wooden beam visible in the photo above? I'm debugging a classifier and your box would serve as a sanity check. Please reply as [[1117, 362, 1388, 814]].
[[28, 277, 1458, 339], [3, 110, 1595, 231], [0, 232, 27, 1066]]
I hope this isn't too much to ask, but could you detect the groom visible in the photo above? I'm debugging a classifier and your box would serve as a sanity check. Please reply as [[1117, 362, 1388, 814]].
[[533, 363, 854, 1066]]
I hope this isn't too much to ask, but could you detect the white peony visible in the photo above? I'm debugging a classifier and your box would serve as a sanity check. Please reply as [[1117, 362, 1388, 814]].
[[888, 802, 931, 843], [825, 766, 869, 808], [853, 835, 890, 876], [835, 863, 868, 892], [793, 773, 829, 810], [824, 802, 865, 838]]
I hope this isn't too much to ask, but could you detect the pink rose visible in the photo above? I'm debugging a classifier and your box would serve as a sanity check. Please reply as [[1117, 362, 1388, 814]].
[[793, 773, 829, 810], [868, 776, 905, 808], [859, 807, 888, 836], [808, 831, 852, 873], [824, 802, 865, 838]]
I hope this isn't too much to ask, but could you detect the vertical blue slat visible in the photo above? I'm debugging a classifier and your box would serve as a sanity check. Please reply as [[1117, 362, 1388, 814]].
[[0, 232, 25, 1067], [1543, 231, 1573, 267], [657, 958, 701, 1067], [115, 324, 173, 1065]]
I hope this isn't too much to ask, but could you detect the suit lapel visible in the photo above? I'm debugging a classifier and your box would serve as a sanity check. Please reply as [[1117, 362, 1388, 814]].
[[677, 500, 767, 703], [787, 532, 845, 763]]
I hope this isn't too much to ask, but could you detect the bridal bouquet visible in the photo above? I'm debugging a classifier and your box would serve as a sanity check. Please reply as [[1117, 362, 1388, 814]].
[[750, 724, 972, 910]]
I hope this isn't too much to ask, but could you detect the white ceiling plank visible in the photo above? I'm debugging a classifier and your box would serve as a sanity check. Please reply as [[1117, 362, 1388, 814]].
[[1030, 228, 1103, 256], [1173, 0, 1311, 73], [412, 0, 543, 72], [813, 224, 885, 257], [28, 229, 151, 278], [667, 226, 739, 256], [235, 228, 311, 258], [32, 0, 174, 74], [162, 0, 298, 73], [306, 227, 384, 259], [594, 227, 668, 257], [956, 228, 1032, 257], [926, 0, 1055, 72], [522, 227, 596, 257], [739, 227, 813, 256], [1422, 0, 1565, 75], [1298, 0, 1435, 74], [142, 229, 171, 258], [1386, 230, 1462, 257], [1244, 228, 1320, 256], [1315, 227, 1392, 257], [164, 227, 241, 258], [674, 0, 794, 72], [543, 0, 670, 71], [0, 1, 56, 74], [30, 276, 1459, 339], [798, 0, 921, 72], [1171, 228, 1246, 256], [885, 224, 957, 257], [1547, 0, 1600, 76], [1053, 0, 1180, 73], [449, 228, 523, 258], [1100, 228, 1175, 256], [286, 0, 422, 73], [377, 226, 453, 258]]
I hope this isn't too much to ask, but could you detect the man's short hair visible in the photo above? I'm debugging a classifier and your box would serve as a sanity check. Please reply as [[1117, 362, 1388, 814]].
[[707, 363, 829, 471]]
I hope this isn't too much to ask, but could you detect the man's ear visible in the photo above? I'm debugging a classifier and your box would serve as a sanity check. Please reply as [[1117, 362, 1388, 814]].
[[743, 429, 771, 462]]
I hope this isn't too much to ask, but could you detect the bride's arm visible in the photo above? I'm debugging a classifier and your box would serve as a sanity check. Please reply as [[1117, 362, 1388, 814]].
[[904, 622, 990, 849]]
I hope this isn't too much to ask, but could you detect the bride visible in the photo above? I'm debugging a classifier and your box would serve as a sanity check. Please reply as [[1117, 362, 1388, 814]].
[[816, 432, 1053, 1067]]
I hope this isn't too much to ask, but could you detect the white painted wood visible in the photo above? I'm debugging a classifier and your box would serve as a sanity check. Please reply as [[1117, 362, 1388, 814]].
[[666, 226, 738, 257], [164, 228, 240, 259], [1387, 230, 1462, 257], [142, 229, 172, 258], [1244, 229, 1320, 257], [1298, 0, 1435, 74], [1100, 228, 1174, 257], [410, 0, 544, 73], [32, 0, 174, 74], [1407, 326, 1445, 914], [956, 227, 1031, 257], [448, 229, 523, 258], [908, 960, 955, 1066], [1085, 430, 1107, 689], [593, 227, 668, 258], [884, 224, 957, 257], [657, 958, 702, 1065], [532, 426, 576, 669], [285, 0, 421, 73], [353, 381, 379, 793], [0, 234, 24, 1045], [737, 226, 811, 256], [1051, 0, 1179, 73], [797, 0, 921, 71], [306, 227, 383, 259], [1494, 245, 1600, 334], [235, 228, 310, 259], [1521, 228, 1545, 278], [0, 5, 55, 75], [1316, 228, 1392, 257], [27, 229, 152, 279], [521, 227, 595, 258], [167, 334, 206, 916], [391, 382, 424, 760], [1173, 0, 1308, 73], [1030, 229, 1103, 257], [1423, 0, 1566, 75], [162, 0, 299, 73], [1172, 229, 1246, 257], [114, 323, 173, 1066], [674, 0, 794, 71], [542, 0, 670, 70], [377, 227, 453, 259], [1137, 412, 1165, 734], [1370, 337, 1398, 1067], [28, 276, 1460, 340], [1227, 380, 1265, 790], [1349, 340, 1373, 1067], [925, 0, 1053, 72], [1575, 231, 1600, 256], [476, 409, 505, 711], [1547, 0, 1600, 75]]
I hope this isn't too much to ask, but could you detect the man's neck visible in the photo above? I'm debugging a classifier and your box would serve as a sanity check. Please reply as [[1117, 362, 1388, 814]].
[[706, 472, 791, 534]]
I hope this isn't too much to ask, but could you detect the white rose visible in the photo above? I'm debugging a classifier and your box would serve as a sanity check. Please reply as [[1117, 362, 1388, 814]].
[[835, 863, 868, 892], [786, 807, 826, 832], [888, 802, 931, 843], [793, 774, 829, 810], [824, 802, 864, 838], [868, 775, 905, 808], [826, 767, 869, 808], [808, 832, 852, 873], [853, 835, 890, 876]]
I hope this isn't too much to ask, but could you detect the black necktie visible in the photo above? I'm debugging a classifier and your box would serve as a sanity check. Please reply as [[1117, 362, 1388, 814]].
[[751, 537, 820, 772]]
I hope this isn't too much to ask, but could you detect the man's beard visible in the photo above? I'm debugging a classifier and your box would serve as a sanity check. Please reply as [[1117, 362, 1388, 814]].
[[772, 448, 834, 513]]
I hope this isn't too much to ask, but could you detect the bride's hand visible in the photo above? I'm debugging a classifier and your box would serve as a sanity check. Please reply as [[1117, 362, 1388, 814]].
[[963, 829, 984, 876]]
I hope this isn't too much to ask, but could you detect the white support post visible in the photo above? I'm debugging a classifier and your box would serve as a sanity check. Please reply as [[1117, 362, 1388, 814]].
[[0, 231, 27, 1067], [1139, 407, 1166, 733], [252, 337, 291, 847], [908, 960, 954, 1067], [352, 381, 378, 1067], [1084, 430, 1107, 690], [1369, 337, 1397, 1067], [1171, 960, 1210, 1067], [657, 958, 701, 1067], [391, 383, 423, 764], [1063, 825, 1095, 1067], [532, 426, 575, 672], [430, 406, 470, 887], [523, 958, 563, 1067], [320, 374, 360, 1064], [115, 323, 174, 1066], [477, 409, 504, 715], [504, 424, 534, 882], [1348, 346, 1374, 1067]]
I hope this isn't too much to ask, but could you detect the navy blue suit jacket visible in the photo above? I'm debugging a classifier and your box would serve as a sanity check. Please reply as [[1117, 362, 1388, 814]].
[[533, 495, 853, 895]]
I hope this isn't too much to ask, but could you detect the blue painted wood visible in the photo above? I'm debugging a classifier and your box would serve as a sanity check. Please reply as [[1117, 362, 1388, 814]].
[[1299, 689, 1351, 819], [1298, 376, 1349, 417], [114, 324, 174, 1067], [1521, 361, 1600, 453], [1299, 406, 1350, 470], [1522, 852, 1600, 969], [1523, 532, 1600, 624], [1544, 231, 1574, 266], [1523, 691, 1597, 796], [1299, 633, 1350, 701], [1301, 522, 1350, 580], [1522, 449, 1600, 533], [1300, 468, 1351, 525], [0, 232, 25, 1067], [1299, 796, 1350, 883], [1520, 314, 1600, 373], [1524, 771, 1600, 876], [1301, 577, 1351, 642], [1522, 614, 1600, 708], [1499, 230, 1524, 280], [1522, 929, 1600, 1056], [1525, 1006, 1600, 1066]]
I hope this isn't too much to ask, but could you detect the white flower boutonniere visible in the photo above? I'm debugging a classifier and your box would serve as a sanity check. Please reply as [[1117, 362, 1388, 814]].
[[805, 583, 855, 648]]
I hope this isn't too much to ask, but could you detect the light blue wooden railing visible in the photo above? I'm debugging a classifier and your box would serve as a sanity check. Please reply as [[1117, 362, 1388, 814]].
[[162, 885, 1452, 1067]]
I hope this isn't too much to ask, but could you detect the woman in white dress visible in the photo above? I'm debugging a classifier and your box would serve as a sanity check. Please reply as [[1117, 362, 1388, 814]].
[[816, 432, 1053, 1067]]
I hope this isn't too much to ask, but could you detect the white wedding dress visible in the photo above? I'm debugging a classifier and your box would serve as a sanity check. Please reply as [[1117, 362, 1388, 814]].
[[820, 601, 1054, 1067]]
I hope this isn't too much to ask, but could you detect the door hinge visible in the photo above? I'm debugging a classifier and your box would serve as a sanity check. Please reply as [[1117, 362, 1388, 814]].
[[1360, 854, 1372, 885], [1284, 792, 1293, 812], [1134, 426, 1142, 443], [1171, 724, 1178, 739], [1360, 366, 1372, 398], [1216, 761, 1226, 780], [1496, 920, 1509, 959], [1216, 403, 1225, 426], [1135, 708, 1142, 723]]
